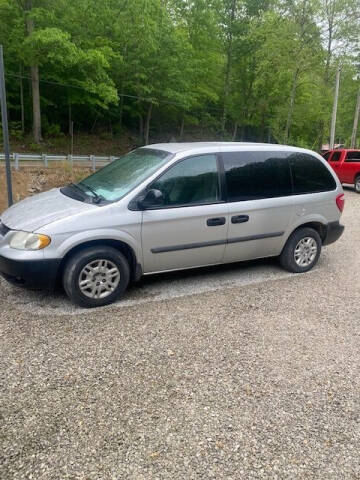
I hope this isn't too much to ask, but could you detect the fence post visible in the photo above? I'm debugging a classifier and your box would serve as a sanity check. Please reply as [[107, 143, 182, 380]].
[[14, 153, 19, 171], [91, 155, 96, 172], [68, 154, 73, 167], [109, 155, 114, 163], [42, 153, 48, 167]]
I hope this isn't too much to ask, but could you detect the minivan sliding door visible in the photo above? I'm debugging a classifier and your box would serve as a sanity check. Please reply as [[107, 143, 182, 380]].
[[221, 151, 294, 263]]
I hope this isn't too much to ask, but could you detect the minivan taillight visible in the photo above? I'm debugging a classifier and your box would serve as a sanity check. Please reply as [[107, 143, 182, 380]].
[[336, 193, 345, 212]]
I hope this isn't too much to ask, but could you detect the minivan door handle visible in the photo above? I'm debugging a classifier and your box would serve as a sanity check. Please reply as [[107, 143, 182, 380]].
[[207, 217, 226, 226], [231, 215, 249, 224]]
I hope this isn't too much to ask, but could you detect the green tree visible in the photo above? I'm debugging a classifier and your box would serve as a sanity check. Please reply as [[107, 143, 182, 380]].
[[0, 0, 359, 148]]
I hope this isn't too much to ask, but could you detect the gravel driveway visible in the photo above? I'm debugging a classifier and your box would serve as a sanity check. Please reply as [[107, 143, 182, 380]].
[[1, 189, 359, 479]]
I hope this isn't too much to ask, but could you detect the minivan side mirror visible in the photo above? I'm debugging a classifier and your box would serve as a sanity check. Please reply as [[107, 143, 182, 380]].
[[137, 189, 164, 210]]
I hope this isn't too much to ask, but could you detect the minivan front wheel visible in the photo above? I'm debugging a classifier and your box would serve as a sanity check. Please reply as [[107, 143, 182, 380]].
[[63, 246, 130, 308], [279, 227, 321, 273]]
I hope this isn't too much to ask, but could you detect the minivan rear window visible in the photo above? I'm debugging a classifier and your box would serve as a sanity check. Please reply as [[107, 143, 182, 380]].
[[289, 153, 336, 194], [222, 151, 292, 202]]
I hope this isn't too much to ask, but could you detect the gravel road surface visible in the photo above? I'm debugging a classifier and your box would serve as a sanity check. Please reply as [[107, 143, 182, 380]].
[[1, 189, 359, 479]]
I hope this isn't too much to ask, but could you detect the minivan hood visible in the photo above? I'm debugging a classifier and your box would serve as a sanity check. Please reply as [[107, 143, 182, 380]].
[[1, 188, 96, 231]]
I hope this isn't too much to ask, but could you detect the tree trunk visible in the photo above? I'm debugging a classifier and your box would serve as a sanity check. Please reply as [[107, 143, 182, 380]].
[[221, 46, 232, 137], [119, 92, 124, 128], [30, 65, 42, 143], [350, 86, 360, 149], [324, 30, 332, 84], [232, 122, 238, 141], [240, 125, 245, 141], [68, 101, 72, 135], [144, 103, 153, 145], [119, 47, 127, 128], [139, 114, 144, 141], [25, 2, 42, 143], [221, 0, 236, 138], [284, 67, 300, 144], [70, 121, 74, 156], [19, 63, 25, 133], [91, 116, 98, 133], [260, 109, 266, 142], [330, 64, 341, 149], [179, 116, 185, 139], [318, 13, 334, 150]]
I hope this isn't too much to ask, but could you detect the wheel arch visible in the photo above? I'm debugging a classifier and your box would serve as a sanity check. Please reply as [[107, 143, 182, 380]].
[[57, 239, 141, 284], [286, 221, 327, 245]]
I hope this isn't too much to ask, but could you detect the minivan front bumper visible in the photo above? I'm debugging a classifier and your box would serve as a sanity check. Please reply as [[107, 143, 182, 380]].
[[323, 221, 345, 246], [0, 255, 61, 289]]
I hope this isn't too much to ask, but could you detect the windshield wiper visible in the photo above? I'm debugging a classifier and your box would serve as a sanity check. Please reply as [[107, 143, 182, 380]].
[[69, 183, 87, 197], [78, 183, 104, 204]]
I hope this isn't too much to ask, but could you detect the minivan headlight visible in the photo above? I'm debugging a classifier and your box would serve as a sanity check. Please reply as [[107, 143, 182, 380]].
[[10, 231, 51, 250]]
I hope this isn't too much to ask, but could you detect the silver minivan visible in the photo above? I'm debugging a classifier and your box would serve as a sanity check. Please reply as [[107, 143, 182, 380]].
[[0, 143, 344, 307]]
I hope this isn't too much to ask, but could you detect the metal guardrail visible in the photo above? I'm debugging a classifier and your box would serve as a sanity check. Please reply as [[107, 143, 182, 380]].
[[0, 153, 116, 171]]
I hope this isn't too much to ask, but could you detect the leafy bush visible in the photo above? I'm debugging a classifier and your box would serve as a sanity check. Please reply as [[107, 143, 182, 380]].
[[45, 123, 64, 138], [99, 132, 113, 141], [28, 142, 43, 153], [9, 122, 24, 141]]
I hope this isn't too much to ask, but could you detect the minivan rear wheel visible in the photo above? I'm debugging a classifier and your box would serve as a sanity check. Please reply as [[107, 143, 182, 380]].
[[279, 227, 321, 273], [63, 246, 130, 308]]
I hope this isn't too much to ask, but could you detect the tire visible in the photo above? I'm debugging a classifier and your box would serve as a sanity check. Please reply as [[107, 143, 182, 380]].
[[279, 227, 322, 273], [62, 246, 130, 308], [355, 175, 360, 194]]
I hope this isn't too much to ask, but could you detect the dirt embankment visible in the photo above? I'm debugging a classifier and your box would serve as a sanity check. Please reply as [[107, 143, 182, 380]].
[[0, 167, 92, 213]]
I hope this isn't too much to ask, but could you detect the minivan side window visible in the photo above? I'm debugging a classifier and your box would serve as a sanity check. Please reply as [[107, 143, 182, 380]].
[[222, 151, 292, 202], [151, 154, 220, 207], [289, 153, 336, 194], [345, 151, 360, 162]]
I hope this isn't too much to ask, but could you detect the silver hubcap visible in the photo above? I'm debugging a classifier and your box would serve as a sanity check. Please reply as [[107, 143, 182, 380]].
[[294, 237, 318, 267], [79, 259, 120, 299], [355, 179, 360, 191]]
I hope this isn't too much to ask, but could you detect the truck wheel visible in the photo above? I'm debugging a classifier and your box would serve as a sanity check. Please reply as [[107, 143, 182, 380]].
[[63, 246, 130, 308], [355, 176, 360, 194], [279, 227, 321, 273]]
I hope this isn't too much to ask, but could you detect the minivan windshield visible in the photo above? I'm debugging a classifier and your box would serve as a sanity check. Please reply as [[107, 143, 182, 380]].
[[78, 148, 171, 202]]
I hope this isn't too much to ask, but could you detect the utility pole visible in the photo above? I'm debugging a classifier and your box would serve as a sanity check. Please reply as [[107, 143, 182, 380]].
[[330, 64, 341, 150], [350, 86, 360, 149], [0, 45, 13, 206]]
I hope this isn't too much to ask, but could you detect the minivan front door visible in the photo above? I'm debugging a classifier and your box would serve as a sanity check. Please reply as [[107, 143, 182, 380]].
[[221, 151, 294, 263], [141, 154, 229, 273]]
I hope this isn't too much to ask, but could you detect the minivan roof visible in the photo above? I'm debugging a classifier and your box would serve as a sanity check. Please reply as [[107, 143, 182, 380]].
[[145, 142, 311, 154]]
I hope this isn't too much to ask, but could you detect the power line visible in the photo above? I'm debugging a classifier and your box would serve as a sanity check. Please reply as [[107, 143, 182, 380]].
[[5, 73, 223, 112]]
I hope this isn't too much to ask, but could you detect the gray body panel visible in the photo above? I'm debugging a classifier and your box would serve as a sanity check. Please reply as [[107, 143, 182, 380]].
[[0, 142, 343, 279], [142, 203, 229, 272], [224, 196, 294, 262], [1, 188, 96, 231]]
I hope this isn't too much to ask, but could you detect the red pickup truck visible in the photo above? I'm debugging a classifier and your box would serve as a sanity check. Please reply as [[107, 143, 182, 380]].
[[323, 149, 360, 193]]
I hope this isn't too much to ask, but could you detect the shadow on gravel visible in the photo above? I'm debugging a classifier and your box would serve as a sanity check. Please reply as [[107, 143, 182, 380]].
[[0, 256, 295, 316]]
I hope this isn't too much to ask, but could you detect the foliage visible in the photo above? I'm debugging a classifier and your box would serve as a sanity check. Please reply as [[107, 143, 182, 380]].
[[0, 0, 359, 148]]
